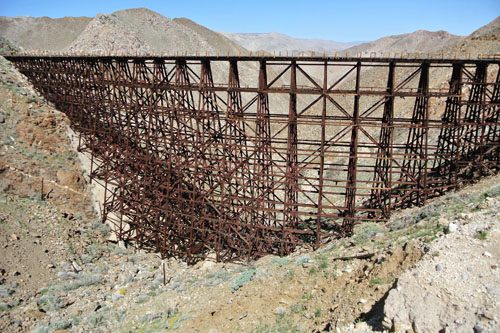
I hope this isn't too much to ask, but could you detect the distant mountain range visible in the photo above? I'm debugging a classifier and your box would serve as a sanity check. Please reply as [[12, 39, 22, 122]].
[[0, 8, 498, 58], [221, 32, 362, 54]]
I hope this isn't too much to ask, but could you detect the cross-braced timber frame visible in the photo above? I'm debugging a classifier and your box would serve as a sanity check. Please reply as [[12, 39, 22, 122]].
[[7, 55, 500, 263]]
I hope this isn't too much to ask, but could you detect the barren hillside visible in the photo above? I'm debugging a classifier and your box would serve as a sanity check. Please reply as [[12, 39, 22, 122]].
[[343, 30, 462, 56]]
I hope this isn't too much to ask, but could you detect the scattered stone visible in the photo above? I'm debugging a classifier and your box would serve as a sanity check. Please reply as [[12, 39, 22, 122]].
[[473, 324, 484, 333], [437, 217, 448, 226], [458, 213, 472, 221], [72, 261, 82, 272], [274, 307, 286, 315], [0, 113, 5, 123], [483, 251, 492, 258], [354, 321, 370, 331], [10, 233, 19, 241], [481, 310, 495, 320], [200, 260, 216, 271], [435, 264, 443, 272], [382, 318, 392, 330], [446, 222, 458, 234], [476, 201, 489, 210], [11, 271, 20, 276], [112, 294, 124, 302], [342, 266, 353, 274], [59, 297, 75, 308]]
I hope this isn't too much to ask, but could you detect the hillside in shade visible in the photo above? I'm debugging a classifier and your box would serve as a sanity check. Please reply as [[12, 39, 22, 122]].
[[0, 15, 91, 52]]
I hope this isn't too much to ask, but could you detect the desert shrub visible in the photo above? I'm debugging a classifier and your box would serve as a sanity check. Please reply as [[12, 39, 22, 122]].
[[63, 273, 102, 291], [475, 230, 489, 240], [318, 254, 328, 270], [272, 256, 290, 267], [290, 303, 305, 314], [36, 295, 61, 312], [294, 255, 310, 266], [253, 315, 303, 333], [285, 269, 295, 280], [231, 268, 256, 292]]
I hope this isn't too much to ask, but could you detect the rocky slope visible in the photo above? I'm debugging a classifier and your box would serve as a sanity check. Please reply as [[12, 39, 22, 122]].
[[382, 189, 499, 332], [447, 16, 500, 57], [222, 32, 360, 54], [0, 37, 19, 55]]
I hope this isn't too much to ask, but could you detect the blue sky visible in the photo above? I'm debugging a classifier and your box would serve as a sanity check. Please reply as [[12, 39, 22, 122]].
[[0, 0, 498, 42]]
